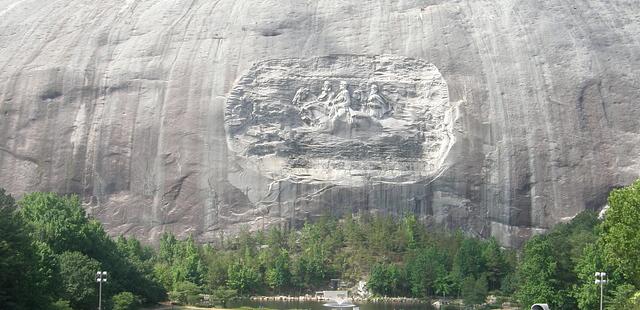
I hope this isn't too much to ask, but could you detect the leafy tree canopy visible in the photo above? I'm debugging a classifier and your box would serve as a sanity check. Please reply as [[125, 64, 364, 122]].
[[601, 180, 640, 286]]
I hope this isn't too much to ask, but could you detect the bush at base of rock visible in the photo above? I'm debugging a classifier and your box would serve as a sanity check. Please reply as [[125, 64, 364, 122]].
[[112, 292, 140, 310]]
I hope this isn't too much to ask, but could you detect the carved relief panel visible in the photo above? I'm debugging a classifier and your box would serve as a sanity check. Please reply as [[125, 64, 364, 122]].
[[225, 55, 454, 185]]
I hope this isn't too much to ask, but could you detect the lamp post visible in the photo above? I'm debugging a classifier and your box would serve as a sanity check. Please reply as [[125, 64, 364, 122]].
[[595, 272, 608, 310], [96, 271, 108, 310]]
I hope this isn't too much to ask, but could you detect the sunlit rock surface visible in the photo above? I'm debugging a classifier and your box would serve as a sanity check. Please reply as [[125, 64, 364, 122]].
[[0, 0, 638, 247]]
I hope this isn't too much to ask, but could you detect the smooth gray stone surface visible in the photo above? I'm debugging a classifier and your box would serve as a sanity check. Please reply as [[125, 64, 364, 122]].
[[0, 0, 638, 247]]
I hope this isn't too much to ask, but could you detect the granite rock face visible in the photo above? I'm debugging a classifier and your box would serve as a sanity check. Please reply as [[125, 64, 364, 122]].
[[0, 0, 638, 246]]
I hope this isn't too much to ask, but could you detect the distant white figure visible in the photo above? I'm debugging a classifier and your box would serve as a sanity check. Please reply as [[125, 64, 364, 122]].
[[329, 81, 352, 121], [365, 84, 391, 118], [317, 81, 334, 102], [292, 87, 317, 125], [292, 87, 310, 106], [351, 83, 367, 111]]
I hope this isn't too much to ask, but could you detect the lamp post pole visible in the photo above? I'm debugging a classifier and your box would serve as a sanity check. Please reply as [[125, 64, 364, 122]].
[[595, 272, 608, 310], [96, 271, 108, 310]]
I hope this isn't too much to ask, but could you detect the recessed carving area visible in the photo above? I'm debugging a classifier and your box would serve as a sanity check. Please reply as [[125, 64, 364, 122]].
[[225, 55, 454, 185]]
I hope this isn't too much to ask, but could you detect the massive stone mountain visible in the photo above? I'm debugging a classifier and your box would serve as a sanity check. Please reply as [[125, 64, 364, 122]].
[[0, 0, 638, 247]]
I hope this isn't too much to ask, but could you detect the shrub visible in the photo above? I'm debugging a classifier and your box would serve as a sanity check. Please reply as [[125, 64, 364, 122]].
[[112, 291, 139, 310], [50, 300, 73, 310]]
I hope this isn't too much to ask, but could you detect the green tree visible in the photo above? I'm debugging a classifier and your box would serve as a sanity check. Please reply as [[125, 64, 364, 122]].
[[57, 251, 102, 310], [211, 288, 238, 308], [453, 238, 485, 279], [49, 300, 73, 310], [401, 215, 420, 250], [33, 240, 60, 298], [227, 260, 261, 295], [202, 246, 232, 291], [461, 275, 488, 306], [169, 281, 201, 305], [407, 247, 447, 297], [368, 263, 402, 297], [18, 193, 91, 254], [482, 238, 508, 291], [367, 216, 400, 253], [155, 233, 207, 290], [608, 284, 639, 310], [173, 237, 207, 287], [434, 274, 455, 298], [19, 192, 164, 304], [266, 226, 288, 250], [111, 291, 139, 310], [624, 291, 640, 310], [0, 189, 51, 309], [115, 236, 153, 262], [500, 272, 518, 295], [0, 188, 14, 206], [294, 224, 331, 290], [515, 236, 562, 308], [571, 244, 602, 309], [265, 250, 291, 291], [601, 180, 640, 286]]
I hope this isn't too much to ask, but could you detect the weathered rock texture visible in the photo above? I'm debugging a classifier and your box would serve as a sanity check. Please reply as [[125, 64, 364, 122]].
[[0, 0, 638, 246]]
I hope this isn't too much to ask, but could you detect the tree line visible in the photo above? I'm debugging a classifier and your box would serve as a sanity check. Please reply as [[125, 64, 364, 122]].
[[0, 190, 164, 310], [515, 180, 640, 309], [153, 213, 517, 306], [2, 179, 640, 309]]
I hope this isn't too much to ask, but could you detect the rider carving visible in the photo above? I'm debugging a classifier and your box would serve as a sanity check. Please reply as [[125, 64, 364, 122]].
[[329, 81, 351, 119], [365, 84, 391, 118], [292, 87, 310, 106], [317, 81, 334, 103]]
